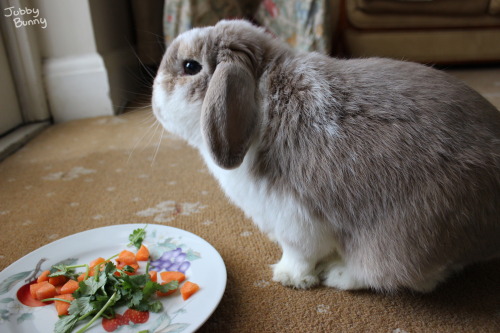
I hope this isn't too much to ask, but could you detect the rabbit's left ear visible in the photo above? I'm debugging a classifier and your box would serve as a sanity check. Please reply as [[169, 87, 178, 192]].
[[201, 57, 258, 169]]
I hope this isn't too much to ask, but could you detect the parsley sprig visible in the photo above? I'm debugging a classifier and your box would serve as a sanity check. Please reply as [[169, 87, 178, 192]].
[[128, 225, 148, 249]]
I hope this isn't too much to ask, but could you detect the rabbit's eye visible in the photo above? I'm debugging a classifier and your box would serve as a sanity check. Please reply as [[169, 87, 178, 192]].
[[183, 60, 202, 75]]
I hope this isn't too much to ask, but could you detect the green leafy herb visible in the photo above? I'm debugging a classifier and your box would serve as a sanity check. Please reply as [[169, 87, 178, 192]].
[[55, 314, 79, 333], [52, 260, 176, 333], [49, 263, 88, 280], [128, 225, 148, 249], [50, 225, 179, 333]]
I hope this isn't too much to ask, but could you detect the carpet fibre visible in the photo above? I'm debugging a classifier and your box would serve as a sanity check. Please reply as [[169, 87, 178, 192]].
[[1, 69, 500, 332]]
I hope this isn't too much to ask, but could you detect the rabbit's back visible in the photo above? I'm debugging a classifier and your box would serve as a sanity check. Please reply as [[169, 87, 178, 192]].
[[253, 55, 500, 288]]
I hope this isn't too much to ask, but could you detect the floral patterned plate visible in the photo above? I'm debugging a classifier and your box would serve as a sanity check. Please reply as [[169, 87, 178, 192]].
[[0, 224, 226, 333]]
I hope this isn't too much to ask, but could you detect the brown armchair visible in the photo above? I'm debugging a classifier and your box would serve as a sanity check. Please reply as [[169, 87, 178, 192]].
[[337, 0, 500, 63]]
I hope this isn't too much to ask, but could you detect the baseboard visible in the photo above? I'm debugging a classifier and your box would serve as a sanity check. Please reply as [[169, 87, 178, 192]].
[[0, 122, 50, 162], [43, 53, 114, 123], [43, 48, 142, 122]]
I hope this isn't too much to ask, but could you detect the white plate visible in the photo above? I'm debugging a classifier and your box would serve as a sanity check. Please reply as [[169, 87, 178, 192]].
[[0, 224, 226, 333]]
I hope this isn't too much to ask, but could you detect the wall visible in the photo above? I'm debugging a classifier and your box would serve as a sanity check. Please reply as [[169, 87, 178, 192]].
[[32, 0, 140, 122], [89, 0, 140, 113]]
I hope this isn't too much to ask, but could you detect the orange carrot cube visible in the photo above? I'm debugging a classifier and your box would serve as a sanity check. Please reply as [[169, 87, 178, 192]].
[[180, 281, 199, 300], [54, 294, 74, 316]]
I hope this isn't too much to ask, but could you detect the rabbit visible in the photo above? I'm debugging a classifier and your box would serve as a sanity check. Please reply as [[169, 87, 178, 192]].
[[152, 19, 500, 293]]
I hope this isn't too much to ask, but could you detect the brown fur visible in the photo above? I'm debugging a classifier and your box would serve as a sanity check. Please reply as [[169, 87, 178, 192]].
[[256, 54, 500, 289]]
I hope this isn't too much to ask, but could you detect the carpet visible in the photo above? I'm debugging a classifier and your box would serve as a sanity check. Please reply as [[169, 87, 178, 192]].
[[1, 70, 499, 332]]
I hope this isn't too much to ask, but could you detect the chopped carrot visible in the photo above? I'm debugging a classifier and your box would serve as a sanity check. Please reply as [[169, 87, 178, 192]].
[[148, 270, 157, 282], [48, 275, 68, 287], [37, 270, 51, 283], [116, 250, 137, 266], [55, 285, 63, 295], [115, 250, 139, 275], [35, 282, 57, 301], [160, 271, 185, 283], [89, 257, 106, 276], [89, 257, 106, 269], [54, 294, 74, 316], [30, 281, 49, 299], [180, 281, 199, 300], [60, 279, 79, 295], [77, 273, 86, 282], [135, 245, 150, 261], [19, 282, 48, 307]]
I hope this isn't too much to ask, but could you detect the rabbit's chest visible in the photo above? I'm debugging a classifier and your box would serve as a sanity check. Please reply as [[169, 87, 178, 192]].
[[201, 148, 300, 238]]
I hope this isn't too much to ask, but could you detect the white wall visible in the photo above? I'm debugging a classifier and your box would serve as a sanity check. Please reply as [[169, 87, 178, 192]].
[[32, 0, 140, 122], [35, 0, 96, 58]]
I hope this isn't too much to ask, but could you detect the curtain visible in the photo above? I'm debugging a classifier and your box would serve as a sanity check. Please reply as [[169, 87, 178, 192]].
[[163, 0, 335, 54]]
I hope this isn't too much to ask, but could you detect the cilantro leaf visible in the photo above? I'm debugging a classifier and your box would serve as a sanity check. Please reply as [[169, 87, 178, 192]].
[[81, 274, 107, 295], [49, 263, 87, 280], [68, 296, 94, 317], [157, 280, 179, 293], [148, 300, 163, 313], [142, 280, 159, 299], [128, 225, 147, 249], [54, 314, 79, 333], [129, 289, 144, 307]]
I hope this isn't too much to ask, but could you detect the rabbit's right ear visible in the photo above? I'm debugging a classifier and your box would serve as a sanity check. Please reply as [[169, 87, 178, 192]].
[[201, 58, 258, 169]]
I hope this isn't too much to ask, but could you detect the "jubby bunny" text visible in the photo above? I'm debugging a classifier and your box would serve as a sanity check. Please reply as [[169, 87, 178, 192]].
[[3, 6, 47, 29]]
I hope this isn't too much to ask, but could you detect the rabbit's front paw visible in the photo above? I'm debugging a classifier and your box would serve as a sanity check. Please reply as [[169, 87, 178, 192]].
[[321, 261, 367, 291], [271, 259, 319, 289]]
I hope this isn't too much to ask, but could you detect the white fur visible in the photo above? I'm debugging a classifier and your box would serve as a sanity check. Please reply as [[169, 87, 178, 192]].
[[200, 143, 341, 288], [320, 259, 368, 290], [152, 73, 203, 148]]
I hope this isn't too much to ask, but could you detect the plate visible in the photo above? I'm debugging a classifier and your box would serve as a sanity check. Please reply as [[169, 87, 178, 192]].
[[0, 224, 226, 333]]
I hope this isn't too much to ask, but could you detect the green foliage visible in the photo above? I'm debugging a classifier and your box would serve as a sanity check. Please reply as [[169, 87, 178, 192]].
[[52, 225, 177, 333]]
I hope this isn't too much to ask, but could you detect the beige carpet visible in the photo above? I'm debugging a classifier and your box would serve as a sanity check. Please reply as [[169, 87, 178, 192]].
[[1, 69, 499, 332]]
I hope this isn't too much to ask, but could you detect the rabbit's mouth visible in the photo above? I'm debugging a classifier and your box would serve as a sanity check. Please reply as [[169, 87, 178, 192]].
[[151, 73, 166, 120]]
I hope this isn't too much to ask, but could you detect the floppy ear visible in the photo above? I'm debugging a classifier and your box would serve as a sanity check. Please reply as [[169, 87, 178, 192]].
[[201, 58, 258, 169]]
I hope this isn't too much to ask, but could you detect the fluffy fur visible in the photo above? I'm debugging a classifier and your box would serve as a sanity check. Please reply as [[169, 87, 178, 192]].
[[153, 20, 500, 293]]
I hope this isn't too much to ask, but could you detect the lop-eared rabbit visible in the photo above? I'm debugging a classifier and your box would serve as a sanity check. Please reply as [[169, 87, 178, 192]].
[[152, 20, 500, 293]]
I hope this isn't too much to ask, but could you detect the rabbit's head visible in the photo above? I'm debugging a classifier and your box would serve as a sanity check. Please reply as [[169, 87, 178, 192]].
[[153, 20, 276, 169]]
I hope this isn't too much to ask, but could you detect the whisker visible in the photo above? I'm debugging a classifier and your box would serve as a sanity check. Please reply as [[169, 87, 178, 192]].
[[117, 105, 153, 114], [125, 38, 158, 82], [151, 125, 165, 167], [137, 110, 157, 126], [127, 114, 160, 163], [145, 120, 161, 149]]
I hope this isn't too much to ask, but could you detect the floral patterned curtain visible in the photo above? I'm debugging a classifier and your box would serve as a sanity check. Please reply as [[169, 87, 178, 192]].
[[163, 0, 335, 54]]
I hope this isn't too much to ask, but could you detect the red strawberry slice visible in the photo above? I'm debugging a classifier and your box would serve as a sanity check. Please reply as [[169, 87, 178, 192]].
[[102, 317, 120, 332], [123, 308, 149, 324], [116, 313, 129, 326]]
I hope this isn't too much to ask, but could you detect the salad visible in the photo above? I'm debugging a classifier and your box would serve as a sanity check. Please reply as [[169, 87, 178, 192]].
[[22, 226, 199, 333]]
